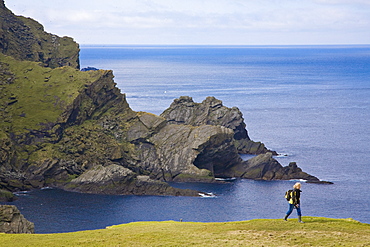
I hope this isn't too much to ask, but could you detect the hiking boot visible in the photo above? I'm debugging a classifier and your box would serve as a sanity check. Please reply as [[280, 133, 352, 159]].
[[298, 216, 305, 223]]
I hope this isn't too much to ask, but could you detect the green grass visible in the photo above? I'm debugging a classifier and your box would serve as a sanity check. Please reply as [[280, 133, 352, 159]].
[[1, 217, 369, 246], [0, 53, 103, 134]]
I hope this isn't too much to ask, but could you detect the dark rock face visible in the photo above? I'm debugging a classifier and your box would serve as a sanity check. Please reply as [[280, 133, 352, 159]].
[[0, 1, 80, 69], [161, 96, 277, 155], [0, 205, 34, 233]]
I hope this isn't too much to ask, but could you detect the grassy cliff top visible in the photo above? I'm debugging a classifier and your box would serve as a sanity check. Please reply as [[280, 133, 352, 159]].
[[0, 217, 369, 246]]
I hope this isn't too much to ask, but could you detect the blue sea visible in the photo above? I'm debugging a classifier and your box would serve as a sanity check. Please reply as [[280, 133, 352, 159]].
[[7, 45, 370, 233]]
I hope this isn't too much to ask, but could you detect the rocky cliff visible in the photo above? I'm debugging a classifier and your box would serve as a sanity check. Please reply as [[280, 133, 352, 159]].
[[0, 1, 329, 200], [0, 0, 79, 69], [0, 205, 34, 233]]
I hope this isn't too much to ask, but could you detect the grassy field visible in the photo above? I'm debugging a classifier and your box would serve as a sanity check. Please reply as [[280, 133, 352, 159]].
[[1, 217, 369, 246]]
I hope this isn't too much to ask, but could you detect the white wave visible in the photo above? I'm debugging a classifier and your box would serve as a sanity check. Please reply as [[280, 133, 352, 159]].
[[198, 192, 217, 198], [14, 191, 30, 196], [289, 179, 308, 183], [215, 177, 236, 181]]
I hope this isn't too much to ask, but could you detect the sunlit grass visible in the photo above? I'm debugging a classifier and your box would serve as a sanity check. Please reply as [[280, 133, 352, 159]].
[[1, 217, 369, 246]]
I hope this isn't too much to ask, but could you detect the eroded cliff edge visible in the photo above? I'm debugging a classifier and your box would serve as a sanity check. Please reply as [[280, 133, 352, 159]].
[[0, 1, 329, 201]]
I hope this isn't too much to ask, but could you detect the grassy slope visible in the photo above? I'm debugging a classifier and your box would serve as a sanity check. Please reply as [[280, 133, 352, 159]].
[[0, 217, 369, 247], [0, 53, 104, 135]]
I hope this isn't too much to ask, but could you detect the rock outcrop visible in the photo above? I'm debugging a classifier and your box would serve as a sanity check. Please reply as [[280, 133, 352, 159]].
[[0, 205, 34, 233], [161, 96, 277, 155], [0, 1, 329, 198]]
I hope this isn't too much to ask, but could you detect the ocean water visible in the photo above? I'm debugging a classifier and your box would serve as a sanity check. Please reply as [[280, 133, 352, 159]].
[[7, 45, 370, 233]]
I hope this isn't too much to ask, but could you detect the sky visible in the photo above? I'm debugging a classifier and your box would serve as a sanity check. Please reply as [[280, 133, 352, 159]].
[[4, 0, 370, 45]]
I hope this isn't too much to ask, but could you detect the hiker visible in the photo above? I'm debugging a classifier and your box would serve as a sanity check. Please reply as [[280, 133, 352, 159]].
[[284, 182, 304, 223]]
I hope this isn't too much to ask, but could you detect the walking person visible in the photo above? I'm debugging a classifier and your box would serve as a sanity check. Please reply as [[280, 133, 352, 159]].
[[284, 182, 304, 223]]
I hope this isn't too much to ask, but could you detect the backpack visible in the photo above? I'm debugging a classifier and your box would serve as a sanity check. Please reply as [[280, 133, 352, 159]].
[[285, 189, 293, 201]]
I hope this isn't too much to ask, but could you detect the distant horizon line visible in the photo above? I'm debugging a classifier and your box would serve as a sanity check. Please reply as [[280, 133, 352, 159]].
[[80, 43, 370, 48]]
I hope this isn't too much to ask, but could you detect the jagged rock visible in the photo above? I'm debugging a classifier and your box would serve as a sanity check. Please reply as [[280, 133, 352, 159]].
[[161, 96, 276, 155], [0, 205, 34, 233], [0, 0, 80, 69]]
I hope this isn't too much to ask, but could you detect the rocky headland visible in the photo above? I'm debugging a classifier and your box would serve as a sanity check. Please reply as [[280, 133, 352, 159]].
[[0, 0, 330, 202]]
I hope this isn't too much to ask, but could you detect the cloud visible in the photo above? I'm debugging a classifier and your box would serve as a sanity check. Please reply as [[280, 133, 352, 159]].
[[5, 0, 370, 44]]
